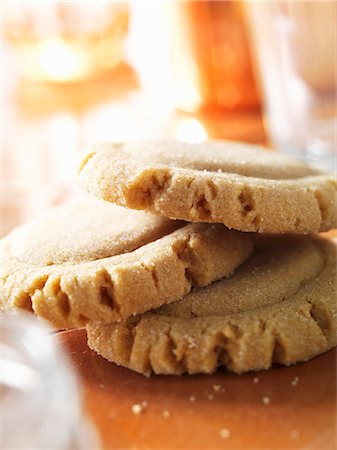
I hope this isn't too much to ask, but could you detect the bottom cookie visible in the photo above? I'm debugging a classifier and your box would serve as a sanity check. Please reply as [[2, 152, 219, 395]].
[[87, 235, 337, 375]]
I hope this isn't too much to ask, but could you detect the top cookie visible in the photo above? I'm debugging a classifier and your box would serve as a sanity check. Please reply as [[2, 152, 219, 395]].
[[78, 140, 337, 233], [0, 198, 252, 328]]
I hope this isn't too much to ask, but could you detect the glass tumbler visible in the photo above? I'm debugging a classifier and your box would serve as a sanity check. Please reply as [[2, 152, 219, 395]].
[[245, 2, 336, 171], [0, 313, 99, 449]]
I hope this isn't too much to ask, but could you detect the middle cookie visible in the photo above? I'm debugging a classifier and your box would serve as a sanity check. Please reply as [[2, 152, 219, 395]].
[[1, 198, 253, 328]]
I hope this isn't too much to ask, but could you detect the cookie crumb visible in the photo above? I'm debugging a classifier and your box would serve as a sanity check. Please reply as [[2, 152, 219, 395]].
[[213, 385, 221, 392], [186, 336, 197, 349], [189, 395, 196, 402], [262, 396, 271, 405], [290, 430, 300, 439], [207, 394, 214, 400], [291, 376, 299, 387], [162, 410, 171, 418], [131, 404, 143, 414], [219, 428, 231, 439], [253, 377, 259, 384]]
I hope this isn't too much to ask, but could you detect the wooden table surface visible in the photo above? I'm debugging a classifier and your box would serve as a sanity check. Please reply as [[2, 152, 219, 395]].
[[58, 329, 336, 450]]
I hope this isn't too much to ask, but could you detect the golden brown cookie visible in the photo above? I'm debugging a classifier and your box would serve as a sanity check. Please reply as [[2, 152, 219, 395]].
[[78, 140, 337, 233], [87, 235, 337, 375], [0, 199, 253, 328]]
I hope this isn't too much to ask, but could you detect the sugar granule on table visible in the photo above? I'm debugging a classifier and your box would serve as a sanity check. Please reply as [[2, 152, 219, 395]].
[[162, 410, 171, 419], [290, 430, 300, 439], [291, 376, 299, 387], [262, 396, 271, 405], [219, 428, 231, 439], [131, 403, 147, 414]]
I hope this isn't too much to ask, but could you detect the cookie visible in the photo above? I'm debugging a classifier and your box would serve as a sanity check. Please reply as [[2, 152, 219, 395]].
[[0, 199, 253, 328], [87, 235, 337, 375], [78, 140, 337, 233]]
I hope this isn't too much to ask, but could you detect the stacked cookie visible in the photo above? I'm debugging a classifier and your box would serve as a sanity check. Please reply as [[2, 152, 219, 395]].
[[1, 141, 336, 375]]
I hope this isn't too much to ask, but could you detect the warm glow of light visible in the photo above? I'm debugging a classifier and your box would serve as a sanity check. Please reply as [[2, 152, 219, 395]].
[[175, 117, 208, 143], [83, 101, 151, 143], [126, 3, 175, 123], [173, 82, 203, 113], [20, 38, 88, 82]]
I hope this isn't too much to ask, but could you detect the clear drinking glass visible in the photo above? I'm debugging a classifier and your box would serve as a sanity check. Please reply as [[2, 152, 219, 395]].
[[245, 2, 336, 171], [0, 313, 99, 449]]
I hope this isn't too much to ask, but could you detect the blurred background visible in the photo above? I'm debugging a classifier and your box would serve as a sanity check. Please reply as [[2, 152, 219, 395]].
[[2, 1, 336, 237], [1, 3, 336, 448]]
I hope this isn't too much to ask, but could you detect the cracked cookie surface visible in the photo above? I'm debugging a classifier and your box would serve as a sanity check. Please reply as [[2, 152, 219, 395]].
[[87, 235, 337, 375], [78, 140, 337, 233], [0, 199, 253, 328]]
